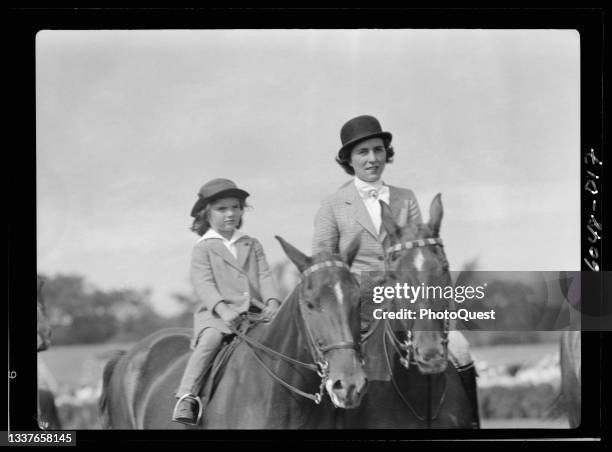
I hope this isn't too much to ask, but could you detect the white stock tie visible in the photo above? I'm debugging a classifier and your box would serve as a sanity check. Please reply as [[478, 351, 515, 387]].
[[367, 187, 388, 234], [355, 181, 390, 235]]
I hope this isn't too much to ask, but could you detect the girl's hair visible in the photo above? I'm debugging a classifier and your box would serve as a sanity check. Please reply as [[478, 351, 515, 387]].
[[335, 138, 395, 176], [190, 198, 249, 236]]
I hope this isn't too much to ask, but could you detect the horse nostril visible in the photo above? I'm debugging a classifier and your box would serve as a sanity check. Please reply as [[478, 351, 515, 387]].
[[419, 349, 442, 363], [361, 378, 369, 393], [332, 380, 344, 391]]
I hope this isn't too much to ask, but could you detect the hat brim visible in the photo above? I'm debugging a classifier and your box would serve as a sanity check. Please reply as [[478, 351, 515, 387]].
[[338, 131, 392, 157], [190, 188, 250, 217]]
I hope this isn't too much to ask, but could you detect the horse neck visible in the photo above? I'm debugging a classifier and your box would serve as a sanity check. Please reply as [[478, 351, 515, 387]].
[[250, 285, 312, 364]]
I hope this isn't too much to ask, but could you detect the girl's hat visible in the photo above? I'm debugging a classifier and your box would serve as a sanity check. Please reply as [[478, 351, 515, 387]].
[[190, 178, 250, 217]]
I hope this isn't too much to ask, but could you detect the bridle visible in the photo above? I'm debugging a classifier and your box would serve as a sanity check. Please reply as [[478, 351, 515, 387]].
[[379, 236, 451, 425], [383, 237, 450, 368], [230, 259, 360, 405]]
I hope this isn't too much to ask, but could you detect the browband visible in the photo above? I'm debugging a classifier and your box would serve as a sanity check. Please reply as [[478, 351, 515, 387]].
[[301, 260, 350, 278], [386, 238, 444, 254]]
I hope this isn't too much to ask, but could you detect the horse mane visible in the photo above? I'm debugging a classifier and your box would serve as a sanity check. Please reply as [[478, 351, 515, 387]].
[[408, 222, 434, 240], [312, 250, 338, 263], [99, 350, 127, 429]]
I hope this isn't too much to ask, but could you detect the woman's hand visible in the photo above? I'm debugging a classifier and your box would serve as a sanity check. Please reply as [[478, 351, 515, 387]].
[[262, 299, 281, 321], [215, 302, 241, 329]]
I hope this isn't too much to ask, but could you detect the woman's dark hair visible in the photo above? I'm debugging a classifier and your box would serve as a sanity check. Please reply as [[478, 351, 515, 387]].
[[190, 198, 249, 236], [335, 138, 395, 176]]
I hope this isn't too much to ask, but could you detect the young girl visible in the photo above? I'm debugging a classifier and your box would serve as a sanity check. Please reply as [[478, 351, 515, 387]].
[[172, 178, 281, 425]]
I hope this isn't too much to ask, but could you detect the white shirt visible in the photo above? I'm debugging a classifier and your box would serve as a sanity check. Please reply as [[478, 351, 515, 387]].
[[198, 228, 245, 259], [354, 177, 390, 234]]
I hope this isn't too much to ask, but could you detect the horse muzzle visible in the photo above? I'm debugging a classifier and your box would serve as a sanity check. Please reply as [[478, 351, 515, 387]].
[[414, 359, 448, 375], [412, 346, 448, 374], [325, 372, 368, 409]]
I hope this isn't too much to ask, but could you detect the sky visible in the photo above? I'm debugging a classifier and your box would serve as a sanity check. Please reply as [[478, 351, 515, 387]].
[[36, 29, 580, 316]]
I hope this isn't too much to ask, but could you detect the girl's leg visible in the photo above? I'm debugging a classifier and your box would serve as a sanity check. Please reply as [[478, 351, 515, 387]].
[[173, 328, 224, 424]]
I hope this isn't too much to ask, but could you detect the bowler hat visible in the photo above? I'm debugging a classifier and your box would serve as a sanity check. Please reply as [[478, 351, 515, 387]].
[[190, 178, 250, 217], [338, 115, 392, 157]]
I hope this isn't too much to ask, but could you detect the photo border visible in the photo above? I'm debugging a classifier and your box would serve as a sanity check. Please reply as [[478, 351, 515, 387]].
[[8, 7, 606, 444]]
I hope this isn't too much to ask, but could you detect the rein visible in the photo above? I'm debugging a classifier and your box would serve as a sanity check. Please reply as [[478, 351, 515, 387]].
[[381, 236, 450, 425], [229, 259, 358, 405]]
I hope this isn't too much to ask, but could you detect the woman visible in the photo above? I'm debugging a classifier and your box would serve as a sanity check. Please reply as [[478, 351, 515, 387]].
[[312, 114, 480, 428]]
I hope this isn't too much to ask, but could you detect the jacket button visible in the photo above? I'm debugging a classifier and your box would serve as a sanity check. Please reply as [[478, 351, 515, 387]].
[[378, 256, 384, 261]]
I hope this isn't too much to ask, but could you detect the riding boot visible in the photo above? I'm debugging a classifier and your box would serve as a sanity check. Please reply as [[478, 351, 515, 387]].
[[457, 363, 480, 429], [173, 329, 223, 425]]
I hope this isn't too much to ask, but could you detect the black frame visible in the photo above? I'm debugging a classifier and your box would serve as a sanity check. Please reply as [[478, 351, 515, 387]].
[[8, 7, 607, 444]]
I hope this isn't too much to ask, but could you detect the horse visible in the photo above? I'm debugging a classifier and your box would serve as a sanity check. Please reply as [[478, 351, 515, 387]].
[[38, 388, 62, 430], [37, 278, 62, 430], [100, 235, 368, 429], [341, 194, 474, 428], [559, 270, 581, 428], [37, 279, 52, 352]]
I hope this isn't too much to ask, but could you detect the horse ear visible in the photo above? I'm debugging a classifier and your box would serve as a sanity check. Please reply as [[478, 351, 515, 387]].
[[275, 236, 312, 273], [428, 193, 444, 236], [397, 199, 409, 228], [341, 231, 362, 268], [380, 201, 401, 242]]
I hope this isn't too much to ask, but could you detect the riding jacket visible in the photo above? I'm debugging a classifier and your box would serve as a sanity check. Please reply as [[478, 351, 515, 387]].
[[312, 180, 422, 274], [191, 232, 279, 340]]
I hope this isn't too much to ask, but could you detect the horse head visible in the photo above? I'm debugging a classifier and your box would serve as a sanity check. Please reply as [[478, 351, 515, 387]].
[[380, 194, 450, 375], [37, 279, 52, 352], [275, 234, 368, 409]]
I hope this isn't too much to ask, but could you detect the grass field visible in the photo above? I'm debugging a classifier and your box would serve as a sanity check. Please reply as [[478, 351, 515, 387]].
[[39, 341, 134, 389], [39, 340, 561, 389], [471, 342, 559, 368]]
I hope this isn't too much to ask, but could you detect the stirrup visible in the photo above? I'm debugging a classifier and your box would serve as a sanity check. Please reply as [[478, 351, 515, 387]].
[[172, 393, 203, 425]]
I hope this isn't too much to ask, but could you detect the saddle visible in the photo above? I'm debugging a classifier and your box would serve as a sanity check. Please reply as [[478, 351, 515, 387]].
[[196, 311, 267, 410]]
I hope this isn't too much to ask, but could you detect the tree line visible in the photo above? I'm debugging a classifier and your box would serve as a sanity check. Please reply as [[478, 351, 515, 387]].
[[37, 260, 300, 345], [38, 259, 560, 346]]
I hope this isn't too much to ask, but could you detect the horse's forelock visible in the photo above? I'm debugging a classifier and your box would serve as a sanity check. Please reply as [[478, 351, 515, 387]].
[[302, 252, 357, 305], [311, 250, 336, 264], [393, 222, 420, 242]]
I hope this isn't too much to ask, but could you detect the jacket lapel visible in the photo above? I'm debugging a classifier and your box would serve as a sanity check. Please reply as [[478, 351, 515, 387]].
[[343, 183, 379, 240], [236, 237, 253, 269], [207, 240, 244, 273]]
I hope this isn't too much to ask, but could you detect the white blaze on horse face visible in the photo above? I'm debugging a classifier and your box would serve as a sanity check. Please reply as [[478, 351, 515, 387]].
[[413, 249, 425, 272], [334, 281, 344, 305]]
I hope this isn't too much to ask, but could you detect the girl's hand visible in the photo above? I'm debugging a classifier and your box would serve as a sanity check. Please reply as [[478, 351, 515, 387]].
[[262, 299, 281, 320], [215, 302, 241, 329]]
